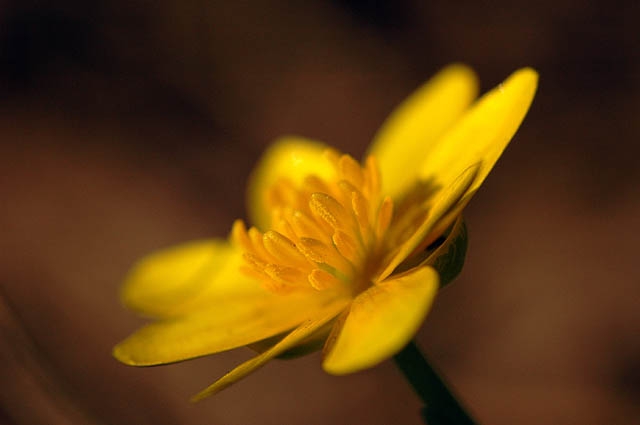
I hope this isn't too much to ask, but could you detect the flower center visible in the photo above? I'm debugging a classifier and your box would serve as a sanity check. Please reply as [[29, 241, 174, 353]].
[[232, 149, 393, 295]]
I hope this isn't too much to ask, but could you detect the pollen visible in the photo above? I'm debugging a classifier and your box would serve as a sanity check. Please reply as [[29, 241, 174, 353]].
[[232, 150, 393, 294]]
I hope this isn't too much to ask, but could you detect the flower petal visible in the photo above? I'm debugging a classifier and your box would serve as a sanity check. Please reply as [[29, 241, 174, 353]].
[[121, 240, 267, 318], [113, 290, 346, 366], [248, 318, 335, 359], [376, 69, 537, 280], [390, 215, 467, 287], [418, 68, 538, 195], [191, 298, 348, 400], [377, 164, 478, 281], [247, 137, 334, 230], [367, 64, 479, 200], [322, 266, 439, 375]]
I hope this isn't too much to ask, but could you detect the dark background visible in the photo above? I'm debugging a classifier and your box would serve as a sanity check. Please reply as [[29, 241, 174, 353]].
[[1, 1, 639, 424]]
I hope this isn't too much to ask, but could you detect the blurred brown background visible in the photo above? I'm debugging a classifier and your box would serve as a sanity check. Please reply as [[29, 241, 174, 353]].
[[1, 0, 639, 424]]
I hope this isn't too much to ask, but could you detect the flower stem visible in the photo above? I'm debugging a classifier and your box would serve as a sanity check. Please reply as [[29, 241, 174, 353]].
[[393, 341, 478, 425]]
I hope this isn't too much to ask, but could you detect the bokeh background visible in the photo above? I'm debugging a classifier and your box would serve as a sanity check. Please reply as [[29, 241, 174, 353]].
[[1, 1, 639, 424]]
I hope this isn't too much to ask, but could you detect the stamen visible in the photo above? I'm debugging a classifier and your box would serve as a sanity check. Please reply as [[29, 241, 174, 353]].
[[309, 269, 341, 290], [289, 210, 331, 243], [309, 193, 350, 231], [303, 175, 334, 198], [338, 155, 364, 188], [264, 264, 307, 286], [351, 190, 371, 241], [232, 219, 251, 251], [298, 237, 353, 275], [248, 227, 273, 261], [262, 230, 308, 269], [363, 156, 380, 200], [234, 149, 394, 295], [332, 230, 361, 265], [296, 237, 331, 263], [376, 196, 394, 241], [243, 252, 267, 269], [272, 215, 297, 241]]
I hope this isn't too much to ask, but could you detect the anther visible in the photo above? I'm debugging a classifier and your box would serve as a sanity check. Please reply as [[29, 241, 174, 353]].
[[339, 155, 364, 188], [308, 268, 341, 290], [332, 230, 361, 264], [263, 230, 308, 268], [290, 210, 331, 242], [309, 193, 350, 231], [298, 237, 353, 275], [264, 264, 307, 286]]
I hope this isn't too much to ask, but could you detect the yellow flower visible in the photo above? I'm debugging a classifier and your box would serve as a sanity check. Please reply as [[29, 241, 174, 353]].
[[113, 65, 538, 400]]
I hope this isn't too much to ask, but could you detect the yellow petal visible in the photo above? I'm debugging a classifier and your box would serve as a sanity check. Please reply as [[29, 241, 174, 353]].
[[114, 290, 345, 366], [248, 318, 335, 359], [419, 68, 538, 195], [322, 266, 438, 375], [377, 164, 478, 281], [247, 137, 334, 230], [367, 64, 479, 200], [191, 298, 348, 400], [121, 240, 267, 318]]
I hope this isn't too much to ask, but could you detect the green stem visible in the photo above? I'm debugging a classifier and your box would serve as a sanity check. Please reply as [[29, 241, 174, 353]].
[[393, 341, 478, 425]]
